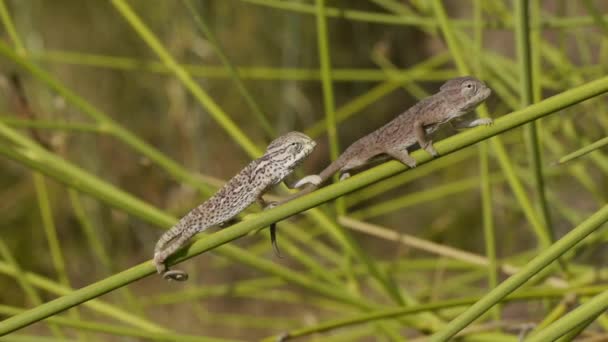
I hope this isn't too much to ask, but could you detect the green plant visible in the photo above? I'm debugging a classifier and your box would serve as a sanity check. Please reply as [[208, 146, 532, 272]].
[[1, 1, 607, 341]]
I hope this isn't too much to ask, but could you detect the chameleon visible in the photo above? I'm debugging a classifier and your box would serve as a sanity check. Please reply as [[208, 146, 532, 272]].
[[280, 76, 493, 202], [154, 131, 317, 281]]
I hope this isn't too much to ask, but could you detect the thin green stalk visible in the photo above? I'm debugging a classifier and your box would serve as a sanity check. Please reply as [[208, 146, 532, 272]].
[[315, 0, 343, 214], [558, 136, 608, 164], [264, 285, 608, 341], [0, 305, 239, 342], [3, 72, 608, 335], [431, 205, 608, 341], [527, 290, 608, 342], [0, 335, 76, 342], [554, 315, 600, 342], [0, 0, 25, 56], [0, 117, 104, 133], [515, 0, 554, 244], [350, 175, 503, 220], [33, 173, 85, 331], [33, 174, 69, 288], [371, 47, 429, 99], [32, 50, 456, 82], [531, 294, 576, 332], [0, 261, 167, 333], [474, 0, 498, 322], [338, 217, 567, 288], [68, 191, 111, 271], [582, 0, 608, 35], [193, 311, 299, 330], [144, 277, 284, 306], [183, 0, 275, 139], [241, 0, 608, 29]]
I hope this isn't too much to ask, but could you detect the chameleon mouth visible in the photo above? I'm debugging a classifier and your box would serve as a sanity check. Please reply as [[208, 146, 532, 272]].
[[481, 86, 492, 100]]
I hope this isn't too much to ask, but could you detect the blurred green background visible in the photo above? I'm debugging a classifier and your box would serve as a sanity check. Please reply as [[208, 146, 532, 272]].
[[0, 0, 607, 341]]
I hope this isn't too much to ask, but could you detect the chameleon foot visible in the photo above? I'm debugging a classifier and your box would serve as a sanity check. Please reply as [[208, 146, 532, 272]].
[[473, 118, 493, 126], [339, 172, 351, 181], [293, 175, 322, 188], [163, 269, 189, 282]]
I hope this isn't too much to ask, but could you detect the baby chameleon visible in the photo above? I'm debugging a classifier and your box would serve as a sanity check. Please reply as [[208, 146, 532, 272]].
[[154, 131, 317, 281], [287, 76, 493, 197]]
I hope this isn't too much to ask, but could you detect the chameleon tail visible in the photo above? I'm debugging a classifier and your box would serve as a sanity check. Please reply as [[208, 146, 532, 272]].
[[153, 208, 211, 281], [317, 156, 347, 184], [154, 220, 185, 255]]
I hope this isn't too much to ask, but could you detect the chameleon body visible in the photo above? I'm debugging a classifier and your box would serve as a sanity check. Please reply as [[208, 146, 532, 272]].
[[288, 76, 493, 198], [154, 131, 316, 281]]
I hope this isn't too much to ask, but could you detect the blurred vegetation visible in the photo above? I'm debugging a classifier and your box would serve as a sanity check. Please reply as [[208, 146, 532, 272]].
[[0, 0, 608, 341]]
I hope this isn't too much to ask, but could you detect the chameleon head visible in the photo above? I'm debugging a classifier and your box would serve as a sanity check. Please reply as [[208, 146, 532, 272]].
[[439, 76, 492, 115], [265, 131, 317, 169]]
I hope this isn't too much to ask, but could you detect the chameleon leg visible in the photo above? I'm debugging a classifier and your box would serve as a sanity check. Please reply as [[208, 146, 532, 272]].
[[339, 172, 351, 181], [414, 120, 438, 157], [451, 117, 493, 129], [386, 148, 417, 168], [293, 175, 323, 188]]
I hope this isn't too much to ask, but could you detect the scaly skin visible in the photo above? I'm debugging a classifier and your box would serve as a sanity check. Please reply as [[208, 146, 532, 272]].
[[154, 131, 316, 281]]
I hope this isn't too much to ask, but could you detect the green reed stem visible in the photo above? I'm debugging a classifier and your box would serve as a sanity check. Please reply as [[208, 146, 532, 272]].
[[515, 0, 554, 244], [0, 0, 24, 56], [527, 289, 608, 342], [558, 136, 608, 164], [32, 50, 456, 82], [431, 205, 608, 341]]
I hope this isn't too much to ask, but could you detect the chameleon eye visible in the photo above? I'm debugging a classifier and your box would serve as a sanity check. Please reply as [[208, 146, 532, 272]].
[[464, 82, 476, 92]]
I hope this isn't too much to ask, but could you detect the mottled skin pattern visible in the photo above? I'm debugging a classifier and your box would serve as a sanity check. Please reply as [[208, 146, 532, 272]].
[[154, 132, 316, 281], [284, 76, 493, 202]]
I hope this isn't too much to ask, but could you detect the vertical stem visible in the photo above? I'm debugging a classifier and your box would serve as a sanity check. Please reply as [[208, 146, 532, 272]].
[[0, 0, 25, 55], [474, 0, 499, 322], [515, 0, 556, 251], [315, 0, 343, 214]]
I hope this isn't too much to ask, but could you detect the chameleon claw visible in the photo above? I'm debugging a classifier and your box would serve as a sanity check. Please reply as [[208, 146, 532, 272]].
[[478, 118, 494, 126], [270, 222, 283, 258], [277, 332, 290, 342], [339, 172, 351, 181], [163, 269, 189, 282], [293, 175, 322, 188]]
